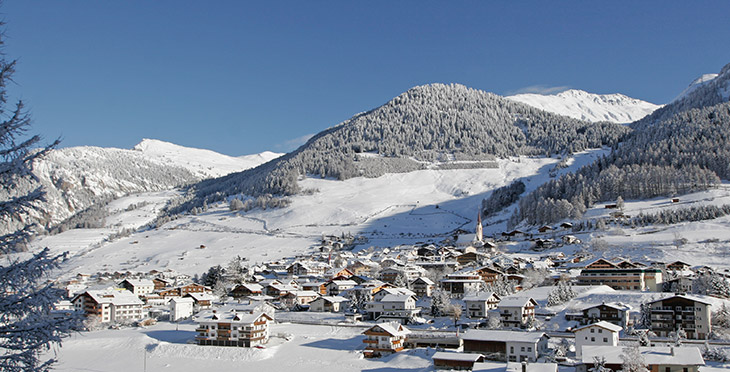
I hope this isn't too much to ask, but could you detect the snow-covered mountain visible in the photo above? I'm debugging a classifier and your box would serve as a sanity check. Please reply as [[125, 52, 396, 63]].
[[132, 139, 281, 179], [672, 73, 720, 102], [506, 89, 660, 124], [1, 140, 281, 237]]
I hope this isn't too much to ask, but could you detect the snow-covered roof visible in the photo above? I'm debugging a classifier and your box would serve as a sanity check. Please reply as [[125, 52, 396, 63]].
[[648, 294, 712, 306], [120, 279, 154, 287], [581, 302, 631, 312], [581, 346, 704, 366], [365, 322, 410, 337], [498, 297, 537, 308], [315, 296, 348, 304], [573, 321, 623, 333], [379, 294, 415, 303], [463, 292, 499, 302], [412, 277, 434, 285], [461, 330, 546, 343], [184, 292, 215, 301], [432, 351, 484, 362], [473, 362, 557, 372], [170, 297, 194, 304], [327, 280, 357, 287], [78, 289, 143, 306], [197, 310, 271, 324]]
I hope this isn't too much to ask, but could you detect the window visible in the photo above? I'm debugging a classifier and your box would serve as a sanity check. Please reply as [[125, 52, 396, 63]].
[[598, 329, 602, 333], [591, 337, 595, 342], [590, 328, 595, 333], [603, 338, 608, 342], [521, 347, 525, 352], [510, 346, 514, 353], [527, 347, 532, 352]]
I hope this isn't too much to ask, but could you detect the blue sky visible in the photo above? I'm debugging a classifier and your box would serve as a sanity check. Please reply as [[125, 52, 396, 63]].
[[3, 1, 730, 156]]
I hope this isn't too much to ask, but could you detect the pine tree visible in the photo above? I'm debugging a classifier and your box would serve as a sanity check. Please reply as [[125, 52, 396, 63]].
[[0, 17, 69, 371]]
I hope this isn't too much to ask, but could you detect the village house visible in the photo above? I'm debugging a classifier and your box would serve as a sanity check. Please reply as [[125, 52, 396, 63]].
[[566, 302, 631, 328], [663, 276, 695, 293], [159, 283, 212, 298], [410, 277, 435, 297], [229, 283, 263, 298], [432, 351, 485, 370], [279, 290, 319, 308], [119, 279, 155, 296], [440, 271, 486, 298], [195, 309, 273, 347], [463, 292, 501, 318], [577, 258, 663, 291], [72, 289, 145, 323], [325, 279, 358, 296], [457, 251, 490, 266], [264, 282, 297, 297], [572, 321, 622, 358], [309, 296, 348, 312], [170, 297, 194, 321], [498, 297, 537, 328], [325, 267, 354, 279], [647, 295, 712, 339], [184, 292, 215, 311], [578, 346, 705, 372], [287, 261, 330, 277], [301, 281, 328, 295], [152, 277, 172, 291], [461, 330, 549, 362], [362, 322, 410, 358], [475, 266, 507, 286], [365, 294, 420, 323], [472, 361, 558, 372]]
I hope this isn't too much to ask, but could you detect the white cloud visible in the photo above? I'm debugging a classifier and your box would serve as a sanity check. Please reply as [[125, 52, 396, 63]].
[[506, 85, 572, 96], [276, 133, 315, 151]]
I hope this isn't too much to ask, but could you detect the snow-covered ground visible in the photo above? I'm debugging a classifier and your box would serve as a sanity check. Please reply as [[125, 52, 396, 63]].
[[37, 150, 606, 277], [507, 89, 661, 124], [46, 322, 436, 372]]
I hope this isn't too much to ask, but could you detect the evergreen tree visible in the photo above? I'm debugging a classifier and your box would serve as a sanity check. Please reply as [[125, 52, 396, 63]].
[[0, 16, 70, 371], [619, 346, 648, 372]]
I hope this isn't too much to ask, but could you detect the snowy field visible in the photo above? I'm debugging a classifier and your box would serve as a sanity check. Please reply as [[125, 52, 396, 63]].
[[46, 322, 436, 372]]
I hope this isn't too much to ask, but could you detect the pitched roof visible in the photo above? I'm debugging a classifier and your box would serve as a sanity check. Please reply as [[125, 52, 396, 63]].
[[77, 289, 143, 306], [463, 292, 500, 302], [573, 321, 623, 333], [581, 346, 704, 366], [461, 330, 546, 343], [364, 322, 410, 337], [432, 351, 484, 362], [498, 297, 537, 308], [473, 362, 558, 372], [648, 294, 712, 306]]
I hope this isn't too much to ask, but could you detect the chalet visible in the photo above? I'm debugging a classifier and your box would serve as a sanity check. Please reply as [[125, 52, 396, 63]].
[[648, 295, 712, 339], [410, 277, 435, 297], [666, 261, 692, 272], [365, 294, 419, 323], [195, 309, 273, 347], [372, 286, 415, 301], [497, 297, 537, 328], [578, 346, 704, 372], [463, 292, 501, 318], [347, 260, 377, 275], [568, 302, 631, 328], [287, 261, 330, 277], [184, 292, 215, 310], [325, 280, 357, 296], [264, 282, 297, 297], [279, 290, 319, 308], [170, 297, 194, 321], [559, 222, 573, 229], [153, 277, 172, 290], [301, 281, 328, 295], [472, 362, 558, 372], [572, 321, 622, 358], [457, 252, 490, 266], [325, 267, 354, 279], [432, 352, 485, 370], [119, 279, 155, 296], [537, 226, 553, 233], [362, 322, 410, 358], [230, 283, 264, 298], [309, 296, 348, 312], [461, 330, 549, 362], [577, 258, 663, 291], [380, 265, 426, 284], [475, 266, 507, 286], [72, 289, 145, 323]]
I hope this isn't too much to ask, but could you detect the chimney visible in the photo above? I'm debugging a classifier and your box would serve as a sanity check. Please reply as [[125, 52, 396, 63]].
[[522, 361, 527, 372], [670, 346, 675, 356]]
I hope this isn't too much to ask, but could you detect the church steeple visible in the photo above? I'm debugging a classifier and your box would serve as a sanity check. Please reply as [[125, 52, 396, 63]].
[[475, 212, 483, 242]]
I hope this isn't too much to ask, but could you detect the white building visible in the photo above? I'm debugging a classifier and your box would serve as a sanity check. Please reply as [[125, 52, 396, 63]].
[[72, 289, 145, 323], [170, 297, 194, 321], [578, 346, 705, 372], [365, 294, 420, 323], [119, 279, 155, 296], [195, 309, 273, 347], [463, 292, 501, 318], [362, 322, 410, 358], [572, 321, 622, 358], [498, 297, 538, 328], [309, 296, 348, 312], [462, 330, 549, 362]]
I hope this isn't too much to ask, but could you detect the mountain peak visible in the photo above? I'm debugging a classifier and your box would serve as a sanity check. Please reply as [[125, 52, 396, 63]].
[[506, 89, 660, 124]]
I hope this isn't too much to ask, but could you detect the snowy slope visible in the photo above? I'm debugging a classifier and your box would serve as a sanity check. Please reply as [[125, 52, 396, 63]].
[[507, 89, 660, 123], [672, 73, 720, 102], [1, 140, 281, 237], [133, 138, 282, 178]]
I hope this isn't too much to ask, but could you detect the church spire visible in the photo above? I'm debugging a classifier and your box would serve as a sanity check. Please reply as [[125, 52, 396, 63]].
[[475, 212, 483, 242]]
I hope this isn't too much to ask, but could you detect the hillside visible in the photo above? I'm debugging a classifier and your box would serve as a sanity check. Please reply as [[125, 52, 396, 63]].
[[506, 89, 660, 124], [172, 83, 630, 213], [511, 63, 730, 227], [0, 140, 280, 239]]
